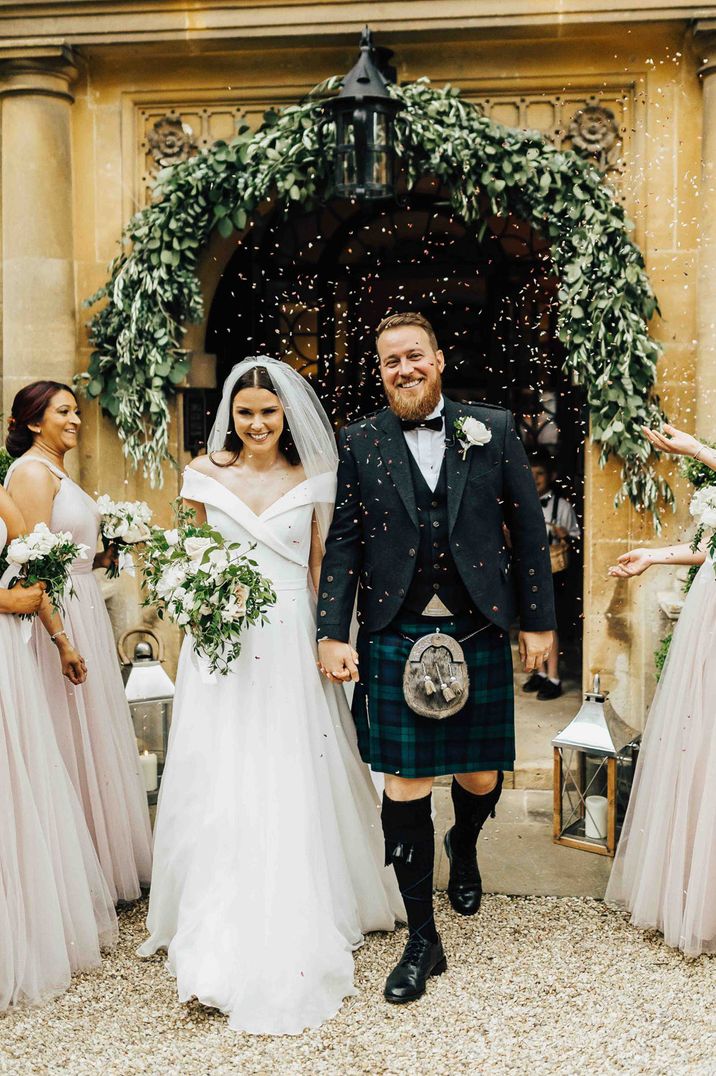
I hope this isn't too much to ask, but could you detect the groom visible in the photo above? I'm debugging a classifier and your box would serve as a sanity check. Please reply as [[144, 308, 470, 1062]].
[[317, 312, 555, 1003]]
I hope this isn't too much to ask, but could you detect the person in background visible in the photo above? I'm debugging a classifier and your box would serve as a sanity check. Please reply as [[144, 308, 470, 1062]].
[[523, 448, 580, 701]]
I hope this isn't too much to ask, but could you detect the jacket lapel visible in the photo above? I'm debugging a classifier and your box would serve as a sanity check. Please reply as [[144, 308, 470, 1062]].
[[443, 397, 472, 534], [376, 408, 419, 530]]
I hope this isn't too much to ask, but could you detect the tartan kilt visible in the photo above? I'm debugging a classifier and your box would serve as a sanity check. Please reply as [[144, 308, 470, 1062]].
[[353, 611, 515, 778]]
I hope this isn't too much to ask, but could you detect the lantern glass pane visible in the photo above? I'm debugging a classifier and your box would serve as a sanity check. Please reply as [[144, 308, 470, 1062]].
[[337, 148, 357, 190], [368, 150, 390, 190], [558, 747, 610, 844], [337, 114, 355, 147], [368, 111, 389, 145], [130, 700, 171, 765]]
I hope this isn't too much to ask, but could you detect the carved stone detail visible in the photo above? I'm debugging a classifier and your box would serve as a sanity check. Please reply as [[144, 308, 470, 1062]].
[[567, 104, 621, 172], [146, 113, 198, 169]]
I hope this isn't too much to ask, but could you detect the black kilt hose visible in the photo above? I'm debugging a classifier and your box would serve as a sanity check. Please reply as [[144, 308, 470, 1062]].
[[354, 612, 515, 778]]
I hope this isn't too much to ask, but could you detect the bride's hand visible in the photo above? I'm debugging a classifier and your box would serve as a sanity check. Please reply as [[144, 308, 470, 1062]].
[[608, 549, 655, 578], [317, 639, 359, 683], [643, 423, 703, 458]]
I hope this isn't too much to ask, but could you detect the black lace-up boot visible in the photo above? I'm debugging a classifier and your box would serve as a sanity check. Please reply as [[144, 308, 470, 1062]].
[[381, 792, 446, 1003], [444, 772, 503, 916]]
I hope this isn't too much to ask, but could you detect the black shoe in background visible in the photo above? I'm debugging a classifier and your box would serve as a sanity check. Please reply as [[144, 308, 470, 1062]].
[[522, 672, 547, 694], [384, 934, 447, 1004], [537, 679, 563, 700]]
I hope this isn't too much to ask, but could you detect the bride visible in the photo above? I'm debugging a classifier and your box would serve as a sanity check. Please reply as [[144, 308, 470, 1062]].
[[139, 357, 403, 1034], [605, 423, 716, 957]]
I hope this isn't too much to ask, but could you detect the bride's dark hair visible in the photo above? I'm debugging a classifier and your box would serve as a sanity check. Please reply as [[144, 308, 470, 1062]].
[[210, 365, 300, 467]]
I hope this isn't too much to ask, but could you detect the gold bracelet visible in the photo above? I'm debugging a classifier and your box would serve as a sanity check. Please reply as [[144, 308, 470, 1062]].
[[693, 444, 707, 462]]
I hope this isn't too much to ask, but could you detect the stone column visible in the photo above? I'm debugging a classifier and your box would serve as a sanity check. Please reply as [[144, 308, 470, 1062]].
[[695, 25, 716, 438], [0, 47, 78, 421]]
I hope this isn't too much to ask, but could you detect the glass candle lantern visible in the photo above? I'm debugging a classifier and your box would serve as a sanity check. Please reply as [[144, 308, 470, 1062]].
[[119, 628, 175, 805], [552, 675, 640, 856]]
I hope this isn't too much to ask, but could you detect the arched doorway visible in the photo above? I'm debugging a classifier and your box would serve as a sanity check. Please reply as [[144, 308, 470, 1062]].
[[197, 184, 586, 725]]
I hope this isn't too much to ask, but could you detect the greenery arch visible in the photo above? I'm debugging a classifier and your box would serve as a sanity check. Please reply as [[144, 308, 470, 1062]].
[[84, 77, 673, 524]]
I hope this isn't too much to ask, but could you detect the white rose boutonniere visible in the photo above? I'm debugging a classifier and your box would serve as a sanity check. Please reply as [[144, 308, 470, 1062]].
[[454, 416, 492, 460]]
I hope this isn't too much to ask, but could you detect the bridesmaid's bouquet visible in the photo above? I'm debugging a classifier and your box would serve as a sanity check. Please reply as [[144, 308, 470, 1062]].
[[5, 523, 88, 616], [690, 485, 716, 567], [96, 495, 153, 578], [141, 505, 277, 675]]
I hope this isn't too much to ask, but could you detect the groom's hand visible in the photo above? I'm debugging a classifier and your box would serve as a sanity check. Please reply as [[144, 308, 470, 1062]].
[[518, 630, 553, 673], [318, 639, 360, 683]]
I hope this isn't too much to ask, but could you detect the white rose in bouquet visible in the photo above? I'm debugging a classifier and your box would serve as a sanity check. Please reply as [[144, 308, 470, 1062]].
[[7, 539, 32, 565], [164, 528, 180, 546], [96, 495, 153, 577], [184, 536, 214, 562]]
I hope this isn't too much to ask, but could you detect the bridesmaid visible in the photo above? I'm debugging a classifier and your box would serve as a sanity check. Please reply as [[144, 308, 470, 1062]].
[[606, 424, 716, 956], [5, 381, 152, 904], [0, 484, 117, 1010]]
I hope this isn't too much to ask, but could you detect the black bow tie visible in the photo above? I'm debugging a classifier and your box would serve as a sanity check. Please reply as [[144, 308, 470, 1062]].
[[540, 495, 552, 507], [400, 416, 444, 432]]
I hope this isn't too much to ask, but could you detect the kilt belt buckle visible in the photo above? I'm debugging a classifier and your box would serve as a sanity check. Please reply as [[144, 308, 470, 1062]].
[[402, 629, 469, 720]]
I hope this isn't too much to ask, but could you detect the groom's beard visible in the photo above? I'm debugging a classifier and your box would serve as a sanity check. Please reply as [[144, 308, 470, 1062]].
[[383, 370, 443, 421]]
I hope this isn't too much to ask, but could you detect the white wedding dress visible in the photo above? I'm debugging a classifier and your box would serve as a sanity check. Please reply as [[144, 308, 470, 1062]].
[[139, 468, 403, 1034]]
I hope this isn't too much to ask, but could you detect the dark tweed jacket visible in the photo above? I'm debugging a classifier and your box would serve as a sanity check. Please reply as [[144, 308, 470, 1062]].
[[316, 396, 556, 641]]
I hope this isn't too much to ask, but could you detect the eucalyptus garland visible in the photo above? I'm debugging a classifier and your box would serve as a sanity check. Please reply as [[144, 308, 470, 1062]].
[[83, 77, 672, 523]]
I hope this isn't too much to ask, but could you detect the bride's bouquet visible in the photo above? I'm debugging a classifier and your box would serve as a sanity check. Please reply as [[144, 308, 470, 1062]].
[[96, 495, 153, 578], [689, 485, 716, 567], [142, 505, 277, 675], [5, 523, 88, 616]]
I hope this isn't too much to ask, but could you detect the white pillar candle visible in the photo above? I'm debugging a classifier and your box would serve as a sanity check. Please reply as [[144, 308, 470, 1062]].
[[585, 794, 608, 840], [140, 750, 158, 793]]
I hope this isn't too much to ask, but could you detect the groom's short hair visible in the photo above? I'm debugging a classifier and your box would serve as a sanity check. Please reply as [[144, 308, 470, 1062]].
[[375, 312, 439, 353]]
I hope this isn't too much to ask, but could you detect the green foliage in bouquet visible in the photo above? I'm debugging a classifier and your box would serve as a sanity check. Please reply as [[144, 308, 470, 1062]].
[[84, 77, 671, 526], [141, 502, 277, 674], [679, 441, 716, 490]]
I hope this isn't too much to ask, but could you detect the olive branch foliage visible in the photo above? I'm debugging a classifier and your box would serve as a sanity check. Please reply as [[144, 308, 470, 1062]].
[[82, 77, 672, 525]]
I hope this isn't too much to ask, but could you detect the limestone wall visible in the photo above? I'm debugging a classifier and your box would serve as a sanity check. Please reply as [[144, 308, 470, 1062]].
[[0, 18, 707, 725]]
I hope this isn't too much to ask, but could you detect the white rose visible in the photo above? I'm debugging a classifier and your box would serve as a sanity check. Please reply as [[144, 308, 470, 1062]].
[[164, 529, 180, 546], [8, 540, 32, 565], [233, 582, 249, 616], [96, 495, 114, 515], [700, 505, 716, 531], [123, 522, 151, 544], [175, 611, 191, 627], [460, 417, 492, 447], [184, 536, 213, 562]]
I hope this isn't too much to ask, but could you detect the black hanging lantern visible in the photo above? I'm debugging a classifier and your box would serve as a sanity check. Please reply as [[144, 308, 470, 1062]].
[[323, 27, 403, 201]]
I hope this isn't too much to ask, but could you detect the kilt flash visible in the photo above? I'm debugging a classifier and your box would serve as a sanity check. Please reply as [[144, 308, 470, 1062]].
[[353, 612, 515, 778]]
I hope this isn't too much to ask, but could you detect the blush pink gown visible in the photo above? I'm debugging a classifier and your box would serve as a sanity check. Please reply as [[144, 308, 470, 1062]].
[[606, 556, 716, 956], [5, 456, 152, 903], [0, 515, 117, 1009]]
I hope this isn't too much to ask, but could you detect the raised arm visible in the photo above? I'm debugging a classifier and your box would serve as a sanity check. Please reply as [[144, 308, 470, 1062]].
[[643, 424, 716, 473], [609, 543, 707, 577]]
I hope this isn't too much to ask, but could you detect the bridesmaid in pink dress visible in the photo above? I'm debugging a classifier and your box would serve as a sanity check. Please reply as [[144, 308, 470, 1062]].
[[5, 381, 152, 903], [0, 485, 117, 1009], [606, 424, 716, 957]]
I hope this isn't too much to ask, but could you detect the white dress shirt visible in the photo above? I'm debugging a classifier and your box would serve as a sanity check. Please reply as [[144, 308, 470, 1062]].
[[402, 398, 445, 493], [541, 491, 581, 542]]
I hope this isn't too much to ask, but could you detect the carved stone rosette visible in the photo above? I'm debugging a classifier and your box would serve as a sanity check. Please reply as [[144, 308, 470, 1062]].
[[147, 112, 198, 169], [567, 103, 621, 172]]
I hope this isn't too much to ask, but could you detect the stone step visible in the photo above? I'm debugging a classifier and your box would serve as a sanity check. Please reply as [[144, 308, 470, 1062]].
[[432, 787, 612, 898]]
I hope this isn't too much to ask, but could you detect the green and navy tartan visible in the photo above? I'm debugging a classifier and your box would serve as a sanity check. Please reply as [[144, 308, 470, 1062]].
[[354, 612, 515, 778]]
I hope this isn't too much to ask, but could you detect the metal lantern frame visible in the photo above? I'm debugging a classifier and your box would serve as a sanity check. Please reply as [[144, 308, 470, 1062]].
[[323, 26, 404, 202], [552, 675, 640, 857], [119, 627, 175, 804]]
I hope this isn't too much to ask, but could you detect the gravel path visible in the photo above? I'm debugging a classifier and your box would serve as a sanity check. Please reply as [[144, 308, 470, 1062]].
[[1, 896, 714, 1076]]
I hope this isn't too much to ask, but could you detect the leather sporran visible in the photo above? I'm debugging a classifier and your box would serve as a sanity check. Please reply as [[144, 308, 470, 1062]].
[[549, 538, 569, 574], [402, 631, 469, 720]]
